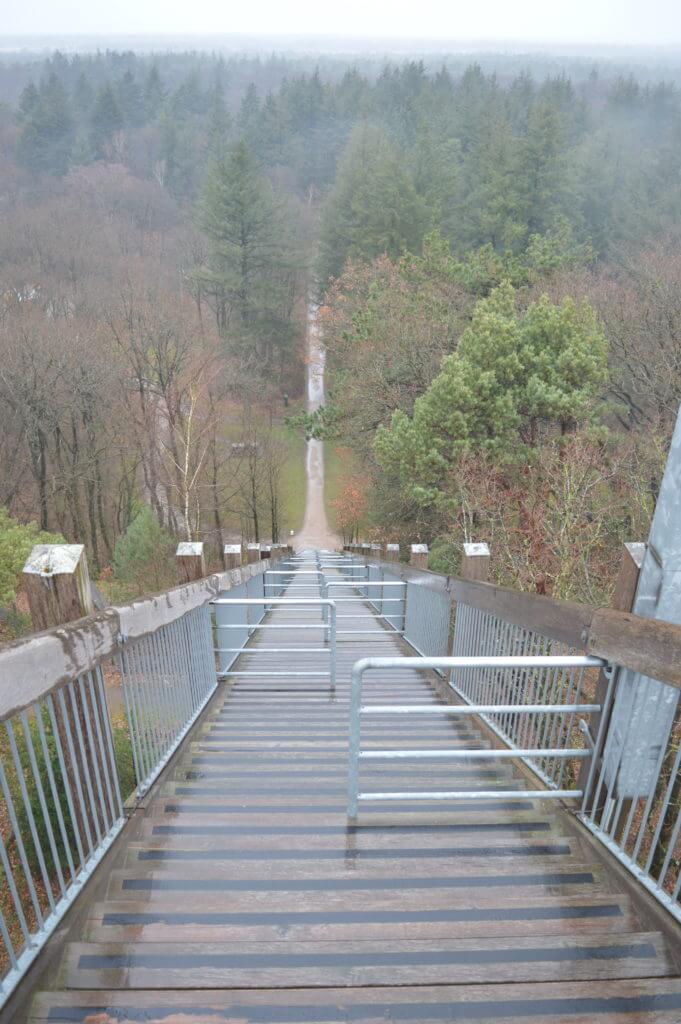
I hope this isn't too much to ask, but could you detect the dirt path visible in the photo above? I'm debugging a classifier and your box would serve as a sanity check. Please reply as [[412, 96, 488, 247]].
[[292, 303, 341, 552]]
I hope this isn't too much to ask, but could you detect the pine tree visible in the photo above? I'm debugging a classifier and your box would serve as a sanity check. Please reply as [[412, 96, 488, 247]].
[[72, 72, 94, 118], [17, 81, 39, 122], [518, 98, 572, 236], [116, 70, 143, 126], [194, 141, 295, 368], [205, 82, 232, 161], [375, 283, 608, 504], [318, 123, 427, 285], [16, 74, 74, 175], [143, 64, 165, 120], [90, 83, 123, 158]]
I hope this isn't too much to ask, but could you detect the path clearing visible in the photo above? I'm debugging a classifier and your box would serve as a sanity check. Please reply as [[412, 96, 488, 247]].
[[292, 303, 341, 552]]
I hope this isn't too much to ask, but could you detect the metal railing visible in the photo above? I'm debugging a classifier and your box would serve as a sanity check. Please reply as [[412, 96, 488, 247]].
[[347, 655, 604, 818], [212, 597, 337, 687], [580, 663, 681, 924], [0, 557, 276, 1006], [342, 552, 681, 926], [323, 578, 406, 636], [450, 600, 587, 790], [118, 603, 217, 797]]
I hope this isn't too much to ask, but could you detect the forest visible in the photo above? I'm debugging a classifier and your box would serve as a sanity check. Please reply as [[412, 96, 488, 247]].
[[0, 45, 680, 618]]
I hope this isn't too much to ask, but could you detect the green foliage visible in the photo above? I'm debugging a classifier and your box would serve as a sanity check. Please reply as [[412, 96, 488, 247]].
[[0, 508, 63, 607], [112, 716, 136, 801], [10, 708, 76, 876], [16, 74, 74, 175], [194, 140, 296, 367], [375, 282, 608, 504], [90, 83, 123, 157], [10, 705, 136, 876], [112, 505, 175, 594], [318, 123, 428, 285]]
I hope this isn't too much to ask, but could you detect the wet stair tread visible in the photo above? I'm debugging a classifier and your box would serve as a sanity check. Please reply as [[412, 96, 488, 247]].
[[29, 978, 681, 1023], [63, 932, 674, 987], [31, 565, 681, 1021]]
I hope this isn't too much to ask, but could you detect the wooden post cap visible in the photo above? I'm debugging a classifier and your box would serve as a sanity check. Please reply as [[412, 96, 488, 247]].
[[409, 543, 429, 569], [461, 542, 490, 582], [463, 542, 490, 558], [176, 542, 205, 583], [23, 544, 93, 631]]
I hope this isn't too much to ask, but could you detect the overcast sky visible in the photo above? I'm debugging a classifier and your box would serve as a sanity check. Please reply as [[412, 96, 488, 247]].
[[2, 0, 681, 47]]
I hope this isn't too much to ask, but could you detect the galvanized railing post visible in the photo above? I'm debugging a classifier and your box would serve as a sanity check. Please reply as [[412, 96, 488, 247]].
[[348, 659, 368, 820]]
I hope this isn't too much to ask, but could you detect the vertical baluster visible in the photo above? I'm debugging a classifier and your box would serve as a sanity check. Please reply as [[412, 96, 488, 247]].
[[118, 642, 148, 794], [0, 830, 31, 950], [66, 682, 102, 847], [93, 666, 124, 819], [34, 699, 77, 883], [85, 672, 117, 830], [0, 907, 17, 973], [18, 710, 66, 898], [46, 693, 87, 867], [0, 760, 44, 925]]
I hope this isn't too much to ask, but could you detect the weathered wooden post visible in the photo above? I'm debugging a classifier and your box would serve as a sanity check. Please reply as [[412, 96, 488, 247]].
[[223, 544, 242, 570], [261, 544, 272, 560], [176, 541, 205, 584], [409, 543, 429, 570], [370, 542, 381, 562], [23, 544, 94, 631], [246, 542, 261, 565], [461, 542, 491, 582], [385, 543, 400, 563]]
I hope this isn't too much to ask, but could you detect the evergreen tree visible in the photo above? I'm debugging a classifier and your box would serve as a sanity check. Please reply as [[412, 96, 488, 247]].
[[518, 98, 572, 236], [72, 72, 94, 118], [158, 112, 196, 197], [375, 283, 608, 504], [90, 83, 123, 158], [16, 74, 74, 175], [143, 64, 165, 120], [116, 70, 143, 126], [205, 81, 231, 161], [318, 123, 427, 284], [17, 81, 39, 123], [194, 141, 296, 368]]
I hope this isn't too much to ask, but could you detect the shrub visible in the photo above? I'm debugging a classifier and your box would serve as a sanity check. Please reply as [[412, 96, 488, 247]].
[[112, 504, 176, 594], [0, 508, 63, 607]]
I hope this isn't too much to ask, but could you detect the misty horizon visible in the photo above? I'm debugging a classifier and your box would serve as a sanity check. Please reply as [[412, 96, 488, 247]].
[[1, 0, 681, 49]]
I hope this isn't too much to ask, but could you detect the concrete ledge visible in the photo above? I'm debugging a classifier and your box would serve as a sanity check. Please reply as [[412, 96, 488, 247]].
[[0, 560, 274, 719]]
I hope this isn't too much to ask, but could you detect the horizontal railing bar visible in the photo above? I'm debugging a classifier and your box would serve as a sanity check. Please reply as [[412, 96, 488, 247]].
[[219, 671, 331, 677], [216, 647, 330, 654], [358, 789, 583, 801], [359, 748, 590, 760], [324, 581, 407, 587], [338, 630, 404, 635], [355, 656, 605, 669], [215, 618, 327, 626], [361, 703, 601, 715], [212, 598, 336, 605]]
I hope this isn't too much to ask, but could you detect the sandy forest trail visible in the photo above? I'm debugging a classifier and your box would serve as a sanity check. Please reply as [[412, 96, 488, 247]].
[[292, 303, 341, 552]]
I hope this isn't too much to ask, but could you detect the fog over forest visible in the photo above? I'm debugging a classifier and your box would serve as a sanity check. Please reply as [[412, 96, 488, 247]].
[[0, 26, 680, 611]]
